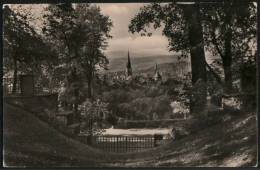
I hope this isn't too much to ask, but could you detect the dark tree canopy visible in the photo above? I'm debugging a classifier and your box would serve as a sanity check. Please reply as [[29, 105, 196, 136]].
[[201, 1, 256, 92], [3, 5, 56, 93], [129, 2, 256, 94], [42, 3, 113, 115]]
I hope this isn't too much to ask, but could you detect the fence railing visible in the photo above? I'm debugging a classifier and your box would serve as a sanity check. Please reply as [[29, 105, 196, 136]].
[[3, 77, 21, 94], [89, 135, 168, 153]]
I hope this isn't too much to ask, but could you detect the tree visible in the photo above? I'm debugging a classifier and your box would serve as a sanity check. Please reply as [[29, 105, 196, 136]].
[[201, 1, 256, 93], [129, 2, 207, 116], [3, 5, 55, 93], [182, 4, 207, 116], [129, 1, 256, 114], [43, 3, 112, 119], [73, 4, 112, 99], [42, 3, 80, 109]]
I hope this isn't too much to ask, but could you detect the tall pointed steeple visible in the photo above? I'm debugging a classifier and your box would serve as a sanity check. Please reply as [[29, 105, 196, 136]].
[[126, 50, 132, 77], [126, 50, 131, 68]]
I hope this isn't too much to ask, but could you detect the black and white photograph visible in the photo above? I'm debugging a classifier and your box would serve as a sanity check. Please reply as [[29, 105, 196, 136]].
[[2, 0, 259, 167]]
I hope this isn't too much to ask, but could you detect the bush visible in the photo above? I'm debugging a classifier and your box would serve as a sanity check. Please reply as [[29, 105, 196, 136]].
[[79, 99, 109, 135], [106, 113, 118, 126], [152, 95, 172, 118], [145, 85, 164, 97]]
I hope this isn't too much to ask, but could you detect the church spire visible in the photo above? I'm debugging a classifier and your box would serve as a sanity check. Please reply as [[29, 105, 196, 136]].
[[127, 50, 131, 68], [126, 50, 132, 77]]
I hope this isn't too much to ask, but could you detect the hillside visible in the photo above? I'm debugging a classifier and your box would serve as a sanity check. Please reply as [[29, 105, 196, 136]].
[[106, 55, 180, 73], [3, 102, 257, 167], [3, 103, 110, 167], [105, 112, 257, 167]]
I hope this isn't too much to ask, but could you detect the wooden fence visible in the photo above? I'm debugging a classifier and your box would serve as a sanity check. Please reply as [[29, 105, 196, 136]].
[[90, 135, 167, 153]]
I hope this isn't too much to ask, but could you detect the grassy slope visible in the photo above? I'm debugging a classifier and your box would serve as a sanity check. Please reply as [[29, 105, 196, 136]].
[[3, 103, 257, 167], [106, 112, 257, 167], [3, 103, 114, 167]]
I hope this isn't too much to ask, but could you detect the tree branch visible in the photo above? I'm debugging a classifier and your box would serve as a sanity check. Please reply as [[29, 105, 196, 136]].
[[205, 60, 224, 86], [210, 28, 225, 60]]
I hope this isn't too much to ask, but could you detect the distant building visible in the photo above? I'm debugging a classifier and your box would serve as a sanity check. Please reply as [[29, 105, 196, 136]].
[[125, 50, 132, 79], [154, 63, 162, 81]]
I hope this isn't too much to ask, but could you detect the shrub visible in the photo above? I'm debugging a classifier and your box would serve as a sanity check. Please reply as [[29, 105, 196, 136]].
[[145, 85, 164, 97], [79, 99, 109, 135]]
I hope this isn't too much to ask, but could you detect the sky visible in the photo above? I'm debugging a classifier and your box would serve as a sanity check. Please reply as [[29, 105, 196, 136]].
[[8, 3, 171, 59], [97, 3, 171, 58]]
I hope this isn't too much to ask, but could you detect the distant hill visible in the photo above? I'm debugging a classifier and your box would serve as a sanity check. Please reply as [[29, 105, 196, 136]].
[[103, 54, 191, 79], [105, 55, 181, 73], [139, 62, 191, 76]]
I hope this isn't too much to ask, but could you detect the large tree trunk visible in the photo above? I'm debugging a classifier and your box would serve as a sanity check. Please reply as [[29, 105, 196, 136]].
[[183, 4, 207, 117], [222, 11, 233, 93], [223, 63, 232, 92], [12, 55, 18, 94]]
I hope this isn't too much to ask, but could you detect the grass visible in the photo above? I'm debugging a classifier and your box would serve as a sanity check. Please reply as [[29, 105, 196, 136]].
[[104, 112, 257, 167], [3, 102, 257, 167], [3, 103, 112, 167]]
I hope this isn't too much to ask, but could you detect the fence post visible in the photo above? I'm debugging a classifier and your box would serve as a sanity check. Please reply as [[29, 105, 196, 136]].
[[126, 136, 128, 152], [154, 134, 163, 147], [116, 136, 118, 153], [125, 136, 127, 153]]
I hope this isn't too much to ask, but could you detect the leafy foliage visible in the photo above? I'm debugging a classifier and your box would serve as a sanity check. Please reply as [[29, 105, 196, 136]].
[[201, 2, 256, 92], [43, 3, 113, 100], [202, 2, 256, 64], [3, 5, 56, 92], [129, 2, 256, 94], [101, 78, 186, 121], [79, 99, 109, 135]]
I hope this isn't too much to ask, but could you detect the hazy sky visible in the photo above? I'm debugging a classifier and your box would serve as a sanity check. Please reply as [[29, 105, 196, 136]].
[[97, 3, 170, 57], [8, 3, 171, 58]]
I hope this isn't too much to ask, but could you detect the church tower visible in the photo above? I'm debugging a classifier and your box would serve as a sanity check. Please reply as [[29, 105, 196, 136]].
[[125, 50, 132, 77]]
